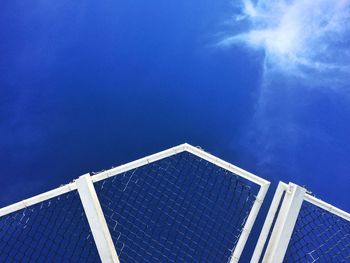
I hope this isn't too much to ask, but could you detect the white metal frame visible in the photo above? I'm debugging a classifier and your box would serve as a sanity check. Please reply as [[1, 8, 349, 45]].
[[0, 182, 77, 217], [90, 143, 270, 262], [251, 181, 350, 263], [0, 143, 270, 262], [76, 174, 119, 263]]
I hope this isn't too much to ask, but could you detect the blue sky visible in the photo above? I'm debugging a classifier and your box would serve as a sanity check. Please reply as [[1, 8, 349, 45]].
[[0, 0, 349, 219]]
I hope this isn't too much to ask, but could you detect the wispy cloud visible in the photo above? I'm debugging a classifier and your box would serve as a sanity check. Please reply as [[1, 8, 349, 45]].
[[220, 0, 350, 179], [221, 0, 350, 88]]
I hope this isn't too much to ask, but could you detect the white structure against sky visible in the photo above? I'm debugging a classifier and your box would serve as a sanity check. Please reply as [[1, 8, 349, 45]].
[[251, 182, 350, 262], [0, 143, 349, 262], [0, 143, 270, 262]]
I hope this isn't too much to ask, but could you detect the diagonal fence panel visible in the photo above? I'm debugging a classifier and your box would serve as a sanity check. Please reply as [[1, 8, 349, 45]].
[[284, 201, 350, 262], [91, 144, 270, 262], [94, 152, 256, 262], [0, 190, 100, 262]]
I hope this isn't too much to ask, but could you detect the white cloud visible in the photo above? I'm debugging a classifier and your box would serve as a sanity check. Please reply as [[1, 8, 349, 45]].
[[222, 0, 350, 88]]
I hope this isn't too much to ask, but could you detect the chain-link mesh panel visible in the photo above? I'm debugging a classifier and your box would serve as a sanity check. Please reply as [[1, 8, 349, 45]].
[[95, 151, 259, 262], [0, 190, 100, 262], [284, 201, 350, 262]]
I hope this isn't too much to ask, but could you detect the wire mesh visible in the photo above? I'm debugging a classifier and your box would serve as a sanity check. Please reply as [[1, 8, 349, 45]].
[[284, 201, 350, 262], [95, 151, 259, 262], [0, 190, 100, 263]]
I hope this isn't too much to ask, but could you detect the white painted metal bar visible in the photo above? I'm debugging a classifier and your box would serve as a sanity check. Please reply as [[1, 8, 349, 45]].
[[0, 182, 77, 217], [0, 143, 268, 218], [184, 144, 269, 186], [76, 174, 119, 263], [230, 181, 270, 263], [92, 143, 269, 187], [304, 194, 350, 221], [92, 144, 188, 183], [250, 182, 288, 263], [262, 183, 306, 263], [0, 144, 188, 218]]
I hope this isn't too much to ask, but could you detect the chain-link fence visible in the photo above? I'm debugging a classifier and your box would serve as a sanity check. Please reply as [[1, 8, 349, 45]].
[[2, 146, 349, 263], [95, 151, 259, 262], [284, 201, 350, 262], [0, 190, 99, 262], [0, 144, 269, 262], [252, 182, 350, 263], [2, 147, 349, 263]]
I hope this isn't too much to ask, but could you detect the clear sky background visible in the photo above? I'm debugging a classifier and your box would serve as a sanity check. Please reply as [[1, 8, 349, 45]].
[[1, 0, 349, 223]]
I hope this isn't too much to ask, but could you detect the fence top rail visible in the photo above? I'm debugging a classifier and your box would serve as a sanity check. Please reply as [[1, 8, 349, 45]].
[[0, 182, 77, 217], [184, 144, 269, 186], [304, 193, 350, 221], [0, 143, 269, 218], [278, 181, 350, 222], [91, 143, 188, 183], [92, 143, 270, 187]]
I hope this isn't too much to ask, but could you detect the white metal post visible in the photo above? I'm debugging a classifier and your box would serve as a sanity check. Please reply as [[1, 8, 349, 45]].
[[262, 183, 306, 263], [76, 174, 120, 263], [250, 182, 288, 263], [230, 182, 270, 263]]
